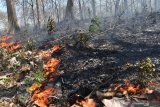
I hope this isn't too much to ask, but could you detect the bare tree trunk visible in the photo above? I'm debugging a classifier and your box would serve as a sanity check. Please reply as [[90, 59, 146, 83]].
[[105, 0, 108, 16], [55, 0, 60, 23], [154, 0, 157, 11], [58, 0, 62, 22], [109, 0, 113, 17], [65, 0, 74, 21], [131, 0, 134, 16], [78, 0, 83, 20], [100, 0, 102, 17], [41, 0, 46, 23], [149, 0, 152, 13], [124, 0, 128, 15], [91, 0, 96, 17], [141, 0, 145, 13], [6, 0, 20, 34], [36, 0, 41, 28], [154, 0, 158, 23], [22, 0, 27, 26], [88, 8, 91, 19], [31, 0, 36, 27], [114, 0, 120, 18], [51, 0, 55, 17], [82, 0, 86, 19]]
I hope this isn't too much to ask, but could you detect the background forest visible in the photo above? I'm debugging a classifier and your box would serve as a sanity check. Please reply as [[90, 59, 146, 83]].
[[0, 0, 160, 34]]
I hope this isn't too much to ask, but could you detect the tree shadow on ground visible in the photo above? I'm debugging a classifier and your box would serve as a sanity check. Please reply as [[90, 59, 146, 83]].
[[109, 33, 160, 64], [60, 33, 160, 91]]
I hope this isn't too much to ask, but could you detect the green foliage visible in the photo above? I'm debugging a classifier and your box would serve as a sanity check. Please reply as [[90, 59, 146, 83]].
[[89, 17, 100, 32], [47, 17, 56, 35], [35, 68, 44, 73], [138, 58, 156, 84], [77, 32, 89, 48], [33, 68, 45, 82], [91, 17, 99, 26], [68, 32, 89, 48], [24, 77, 33, 85], [35, 73, 45, 82], [26, 38, 36, 50], [24, 68, 45, 86], [17, 95, 26, 103]]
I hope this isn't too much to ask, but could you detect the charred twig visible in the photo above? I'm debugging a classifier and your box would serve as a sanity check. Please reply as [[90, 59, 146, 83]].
[[87, 72, 119, 97], [131, 95, 148, 100]]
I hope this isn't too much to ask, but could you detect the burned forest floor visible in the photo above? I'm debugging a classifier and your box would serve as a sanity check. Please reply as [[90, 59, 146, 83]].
[[0, 19, 160, 107]]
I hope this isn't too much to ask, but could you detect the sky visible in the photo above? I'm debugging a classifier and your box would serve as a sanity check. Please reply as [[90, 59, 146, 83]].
[[0, 3, 6, 12], [0, 2, 7, 30]]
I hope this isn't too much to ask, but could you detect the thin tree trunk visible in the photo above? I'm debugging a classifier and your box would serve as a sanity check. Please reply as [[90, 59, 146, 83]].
[[36, 0, 41, 28], [105, 0, 108, 16], [78, 0, 83, 20], [22, 0, 26, 26], [91, 0, 96, 17], [58, 0, 62, 22], [100, 0, 102, 17], [31, 0, 36, 27], [88, 8, 91, 19], [55, 0, 60, 23], [124, 0, 128, 18], [114, 0, 120, 18], [41, 0, 46, 23], [154, 0, 157, 11], [6, 0, 20, 34], [51, 0, 55, 17], [149, 0, 152, 13], [154, 0, 157, 23], [131, 0, 134, 16], [82, 0, 86, 19], [110, 0, 113, 17]]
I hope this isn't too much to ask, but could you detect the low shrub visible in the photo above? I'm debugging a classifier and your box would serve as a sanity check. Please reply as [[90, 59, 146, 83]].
[[89, 17, 99, 32]]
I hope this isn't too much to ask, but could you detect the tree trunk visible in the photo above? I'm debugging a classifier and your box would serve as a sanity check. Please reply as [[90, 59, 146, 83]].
[[22, 0, 27, 26], [100, 0, 102, 17], [78, 0, 83, 20], [154, 0, 157, 11], [114, 0, 120, 18], [63, 0, 75, 30], [109, 0, 113, 17], [36, 0, 41, 28], [51, 0, 55, 17], [88, 8, 91, 19], [91, 0, 96, 17], [82, 0, 86, 19], [124, 0, 128, 17], [6, 0, 20, 34], [105, 0, 108, 16], [65, 0, 74, 21], [149, 0, 152, 13], [31, 0, 36, 27], [55, 0, 60, 23], [131, 0, 134, 16], [41, 0, 46, 23]]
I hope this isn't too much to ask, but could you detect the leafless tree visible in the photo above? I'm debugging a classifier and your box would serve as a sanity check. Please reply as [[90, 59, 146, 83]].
[[114, 0, 120, 18], [36, 0, 42, 28], [91, 0, 96, 17], [6, 0, 20, 34], [65, 0, 74, 21], [78, 0, 83, 20], [2, 0, 160, 32]]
